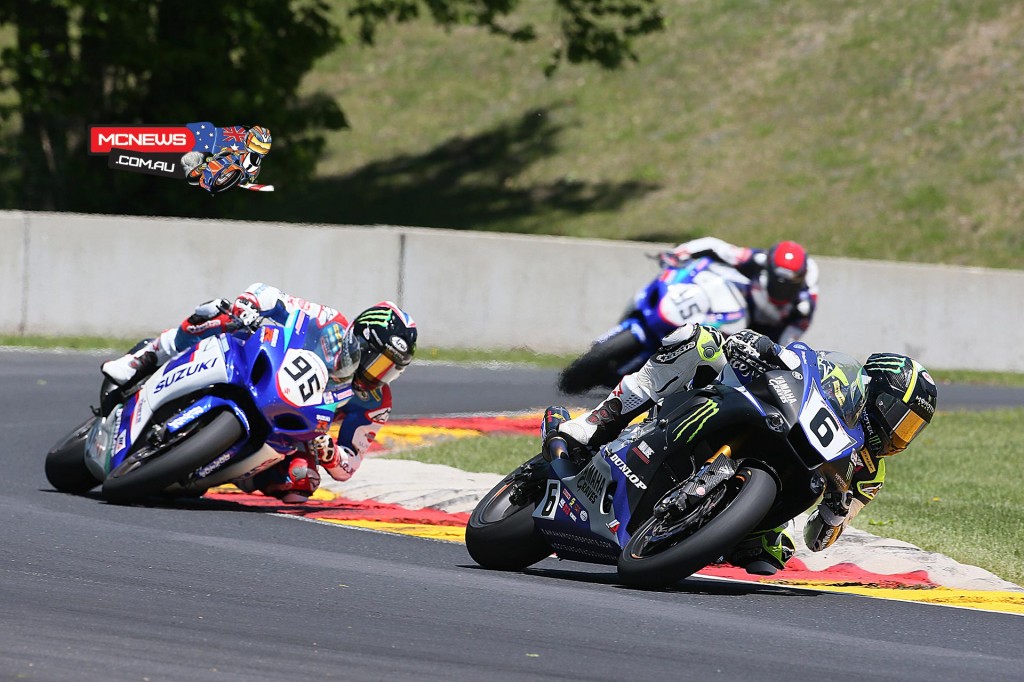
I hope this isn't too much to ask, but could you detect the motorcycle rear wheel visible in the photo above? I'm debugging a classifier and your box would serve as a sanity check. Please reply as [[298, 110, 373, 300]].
[[466, 456, 552, 571], [102, 411, 243, 504], [617, 467, 776, 588], [558, 328, 643, 394], [45, 416, 102, 494]]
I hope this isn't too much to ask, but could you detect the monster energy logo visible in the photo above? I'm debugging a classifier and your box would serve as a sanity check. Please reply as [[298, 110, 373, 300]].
[[672, 400, 720, 442], [357, 309, 393, 327], [865, 355, 907, 373]]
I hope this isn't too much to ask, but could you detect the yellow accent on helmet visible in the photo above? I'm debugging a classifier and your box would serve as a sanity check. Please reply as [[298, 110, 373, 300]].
[[246, 126, 272, 155]]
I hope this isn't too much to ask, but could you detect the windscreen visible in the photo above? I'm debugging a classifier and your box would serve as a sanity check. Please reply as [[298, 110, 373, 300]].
[[815, 351, 867, 428]]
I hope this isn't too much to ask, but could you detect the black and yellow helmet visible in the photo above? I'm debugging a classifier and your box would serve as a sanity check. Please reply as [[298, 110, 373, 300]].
[[350, 302, 417, 391], [862, 353, 938, 457]]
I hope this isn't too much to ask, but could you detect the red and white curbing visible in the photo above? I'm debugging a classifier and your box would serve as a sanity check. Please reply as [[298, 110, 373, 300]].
[[322, 458, 1023, 594]]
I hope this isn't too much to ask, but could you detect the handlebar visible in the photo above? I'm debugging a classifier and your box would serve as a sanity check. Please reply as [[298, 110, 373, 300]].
[[543, 436, 569, 462]]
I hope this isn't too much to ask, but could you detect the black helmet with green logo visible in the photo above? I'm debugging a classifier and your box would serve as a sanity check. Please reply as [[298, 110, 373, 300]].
[[861, 353, 937, 458], [349, 302, 418, 391]]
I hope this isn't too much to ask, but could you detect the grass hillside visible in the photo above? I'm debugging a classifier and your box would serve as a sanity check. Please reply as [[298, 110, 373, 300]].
[[290, 0, 1024, 269]]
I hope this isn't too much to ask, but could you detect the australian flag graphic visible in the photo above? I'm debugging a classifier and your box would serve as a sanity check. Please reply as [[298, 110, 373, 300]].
[[186, 122, 250, 154]]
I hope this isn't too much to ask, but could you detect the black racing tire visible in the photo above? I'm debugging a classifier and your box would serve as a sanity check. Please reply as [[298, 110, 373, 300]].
[[102, 411, 243, 504], [466, 456, 552, 571], [210, 167, 243, 193], [558, 328, 644, 394], [617, 467, 776, 588], [44, 416, 102, 494]]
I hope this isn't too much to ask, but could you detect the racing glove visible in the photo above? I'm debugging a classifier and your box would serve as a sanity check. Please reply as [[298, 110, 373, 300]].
[[803, 490, 854, 552], [229, 292, 261, 330], [311, 434, 362, 482], [723, 330, 801, 376], [182, 295, 260, 336]]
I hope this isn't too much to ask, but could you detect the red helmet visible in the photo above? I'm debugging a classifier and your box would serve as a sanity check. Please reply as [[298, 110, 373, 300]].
[[765, 241, 809, 304]]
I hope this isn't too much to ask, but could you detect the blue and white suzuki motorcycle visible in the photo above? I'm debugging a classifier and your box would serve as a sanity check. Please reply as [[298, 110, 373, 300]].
[[469, 343, 867, 588], [45, 310, 347, 504], [559, 256, 750, 394]]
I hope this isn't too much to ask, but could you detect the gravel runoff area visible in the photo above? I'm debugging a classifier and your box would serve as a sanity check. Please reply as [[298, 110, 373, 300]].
[[322, 458, 1023, 593]]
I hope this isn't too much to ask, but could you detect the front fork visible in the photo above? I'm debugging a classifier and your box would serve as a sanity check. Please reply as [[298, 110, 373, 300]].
[[508, 406, 574, 506], [654, 445, 739, 518]]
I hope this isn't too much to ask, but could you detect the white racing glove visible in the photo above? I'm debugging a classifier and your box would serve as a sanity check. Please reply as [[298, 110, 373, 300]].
[[230, 293, 261, 330], [309, 434, 362, 482]]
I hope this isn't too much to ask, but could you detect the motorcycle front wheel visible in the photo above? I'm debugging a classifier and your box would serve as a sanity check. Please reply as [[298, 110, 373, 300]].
[[102, 410, 243, 504], [44, 416, 101, 494], [465, 455, 552, 571], [558, 328, 643, 394], [617, 467, 776, 588]]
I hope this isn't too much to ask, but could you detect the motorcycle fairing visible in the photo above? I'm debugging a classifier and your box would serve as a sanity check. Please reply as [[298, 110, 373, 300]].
[[129, 337, 229, 445], [92, 309, 344, 491], [639, 258, 750, 340], [533, 457, 623, 565]]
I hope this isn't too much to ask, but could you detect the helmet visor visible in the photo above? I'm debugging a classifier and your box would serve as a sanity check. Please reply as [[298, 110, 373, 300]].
[[876, 392, 927, 451], [246, 128, 272, 155], [767, 275, 802, 303], [358, 352, 407, 388]]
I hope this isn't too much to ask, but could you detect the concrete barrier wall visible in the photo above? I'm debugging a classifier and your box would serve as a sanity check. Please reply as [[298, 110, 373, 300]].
[[0, 212, 26, 333], [3, 210, 1023, 371]]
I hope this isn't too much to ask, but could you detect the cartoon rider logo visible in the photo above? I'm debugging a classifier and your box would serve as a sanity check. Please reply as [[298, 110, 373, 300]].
[[181, 124, 274, 193]]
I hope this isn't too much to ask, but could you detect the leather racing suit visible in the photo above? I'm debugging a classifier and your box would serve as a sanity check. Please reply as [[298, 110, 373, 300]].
[[555, 325, 885, 571], [662, 237, 819, 345], [101, 283, 389, 502]]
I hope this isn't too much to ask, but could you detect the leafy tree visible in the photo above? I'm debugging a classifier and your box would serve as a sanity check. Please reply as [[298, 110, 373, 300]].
[[0, 0, 663, 216]]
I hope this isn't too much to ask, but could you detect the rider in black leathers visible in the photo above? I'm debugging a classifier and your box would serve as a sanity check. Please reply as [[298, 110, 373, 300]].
[[549, 324, 938, 575]]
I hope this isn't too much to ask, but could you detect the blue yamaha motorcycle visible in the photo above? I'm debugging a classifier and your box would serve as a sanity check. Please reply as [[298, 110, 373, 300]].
[[558, 256, 750, 394], [44, 310, 347, 504], [468, 343, 867, 588]]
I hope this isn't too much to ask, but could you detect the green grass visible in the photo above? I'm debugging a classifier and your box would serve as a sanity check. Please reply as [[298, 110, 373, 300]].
[[5, 335, 1024, 385], [852, 408, 1024, 586], [386, 409, 1024, 585], [271, 0, 1024, 269], [0, 334, 137, 351], [931, 368, 1024, 388], [385, 434, 538, 475], [0, 334, 577, 367], [418, 347, 575, 368]]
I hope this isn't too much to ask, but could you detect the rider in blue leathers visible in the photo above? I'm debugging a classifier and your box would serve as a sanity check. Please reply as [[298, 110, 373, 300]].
[[102, 283, 417, 503], [660, 237, 819, 345], [549, 325, 937, 574]]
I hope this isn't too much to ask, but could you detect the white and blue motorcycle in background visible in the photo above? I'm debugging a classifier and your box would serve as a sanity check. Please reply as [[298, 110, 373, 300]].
[[559, 256, 751, 394], [45, 310, 346, 504]]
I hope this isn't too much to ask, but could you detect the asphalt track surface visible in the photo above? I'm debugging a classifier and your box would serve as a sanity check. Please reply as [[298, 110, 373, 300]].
[[3, 349, 1024, 681]]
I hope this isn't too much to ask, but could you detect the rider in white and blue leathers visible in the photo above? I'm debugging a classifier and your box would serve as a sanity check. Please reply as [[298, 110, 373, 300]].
[[660, 237, 819, 345], [102, 283, 418, 503]]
